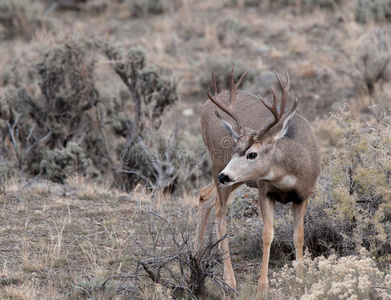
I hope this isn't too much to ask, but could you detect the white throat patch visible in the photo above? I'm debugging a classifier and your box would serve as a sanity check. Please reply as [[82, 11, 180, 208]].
[[262, 171, 276, 181], [277, 175, 297, 189]]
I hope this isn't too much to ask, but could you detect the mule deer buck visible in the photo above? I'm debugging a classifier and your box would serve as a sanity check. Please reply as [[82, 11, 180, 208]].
[[195, 69, 321, 295]]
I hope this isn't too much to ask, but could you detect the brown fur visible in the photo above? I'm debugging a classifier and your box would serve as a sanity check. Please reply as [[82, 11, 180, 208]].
[[195, 77, 321, 296]]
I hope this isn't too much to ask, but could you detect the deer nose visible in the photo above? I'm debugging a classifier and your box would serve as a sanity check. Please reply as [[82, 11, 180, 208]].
[[218, 173, 232, 184]]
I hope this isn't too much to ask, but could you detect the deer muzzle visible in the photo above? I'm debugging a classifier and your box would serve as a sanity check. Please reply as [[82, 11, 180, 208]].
[[218, 173, 232, 185]]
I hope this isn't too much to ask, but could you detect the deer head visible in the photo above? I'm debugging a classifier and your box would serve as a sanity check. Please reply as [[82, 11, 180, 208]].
[[207, 69, 298, 186]]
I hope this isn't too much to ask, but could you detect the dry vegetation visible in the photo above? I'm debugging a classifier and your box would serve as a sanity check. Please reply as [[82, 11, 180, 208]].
[[1, 0, 391, 299]]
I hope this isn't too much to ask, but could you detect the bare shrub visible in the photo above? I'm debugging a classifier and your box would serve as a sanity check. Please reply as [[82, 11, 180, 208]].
[[102, 205, 236, 298], [99, 44, 177, 146], [97, 42, 186, 191]]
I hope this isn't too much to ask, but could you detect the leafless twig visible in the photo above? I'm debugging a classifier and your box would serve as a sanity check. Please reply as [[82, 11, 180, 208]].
[[102, 206, 236, 297]]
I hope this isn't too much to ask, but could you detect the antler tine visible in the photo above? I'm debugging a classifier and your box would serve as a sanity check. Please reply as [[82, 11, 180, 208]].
[[211, 72, 218, 98], [229, 68, 249, 109], [273, 69, 290, 118], [207, 88, 224, 113], [207, 88, 246, 135], [255, 70, 292, 140], [257, 93, 279, 138], [258, 90, 279, 122], [235, 69, 249, 89], [207, 68, 248, 136], [229, 68, 236, 109]]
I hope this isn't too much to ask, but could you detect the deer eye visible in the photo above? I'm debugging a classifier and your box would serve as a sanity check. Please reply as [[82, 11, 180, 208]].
[[247, 152, 258, 160]]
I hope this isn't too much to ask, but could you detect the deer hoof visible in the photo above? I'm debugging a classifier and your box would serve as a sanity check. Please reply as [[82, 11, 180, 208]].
[[256, 283, 269, 299]]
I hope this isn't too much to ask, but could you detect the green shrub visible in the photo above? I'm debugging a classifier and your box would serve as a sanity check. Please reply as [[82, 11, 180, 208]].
[[0, 0, 52, 40]]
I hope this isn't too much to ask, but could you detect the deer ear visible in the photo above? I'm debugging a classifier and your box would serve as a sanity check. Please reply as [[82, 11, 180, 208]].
[[273, 99, 298, 140], [215, 110, 239, 142]]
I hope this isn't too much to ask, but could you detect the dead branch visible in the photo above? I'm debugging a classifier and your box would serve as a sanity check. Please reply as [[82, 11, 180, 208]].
[[6, 116, 21, 166], [102, 205, 236, 298], [0, 175, 5, 195], [6, 116, 52, 170], [95, 107, 154, 189]]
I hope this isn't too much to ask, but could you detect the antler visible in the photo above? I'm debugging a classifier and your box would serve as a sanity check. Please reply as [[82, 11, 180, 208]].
[[207, 68, 249, 136], [256, 70, 291, 140]]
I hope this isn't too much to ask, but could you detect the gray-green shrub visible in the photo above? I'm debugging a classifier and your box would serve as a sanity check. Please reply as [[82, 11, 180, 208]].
[[355, 0, 391, 23], [2, 37, 100, 180], [127, 0, 168, 17], [200, 56, 253, 92], [0, 0, 52, 40], [0, 36, 184, 190], [308, 104, 391, 263]]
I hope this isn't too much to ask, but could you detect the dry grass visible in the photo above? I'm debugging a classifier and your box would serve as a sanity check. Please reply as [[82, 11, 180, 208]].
[[0, 177, 135, 299], [2, 177, 390, 299], [0, 175, 206, 299]]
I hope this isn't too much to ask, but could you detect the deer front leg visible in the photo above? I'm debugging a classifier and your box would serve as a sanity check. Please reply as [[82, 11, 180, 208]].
[[215, 187, 236, 289], [194, 183, 217, 255], [257, 195, 275, 295], [292, 199, 308, 278]]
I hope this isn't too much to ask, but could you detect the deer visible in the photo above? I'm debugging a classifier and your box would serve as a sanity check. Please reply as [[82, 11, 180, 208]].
[[195, 68, 321, 296]]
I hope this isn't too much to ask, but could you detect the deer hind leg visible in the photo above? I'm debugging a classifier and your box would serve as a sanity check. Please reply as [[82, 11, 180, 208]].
[[292, 198, 308, 278], [194, 182, 217, 254], [257, 191, 275, 295], [215, 185, 237, 288]]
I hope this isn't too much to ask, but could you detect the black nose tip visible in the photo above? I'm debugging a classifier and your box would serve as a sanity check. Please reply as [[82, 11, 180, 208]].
[[218, 173, 231, 184]]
